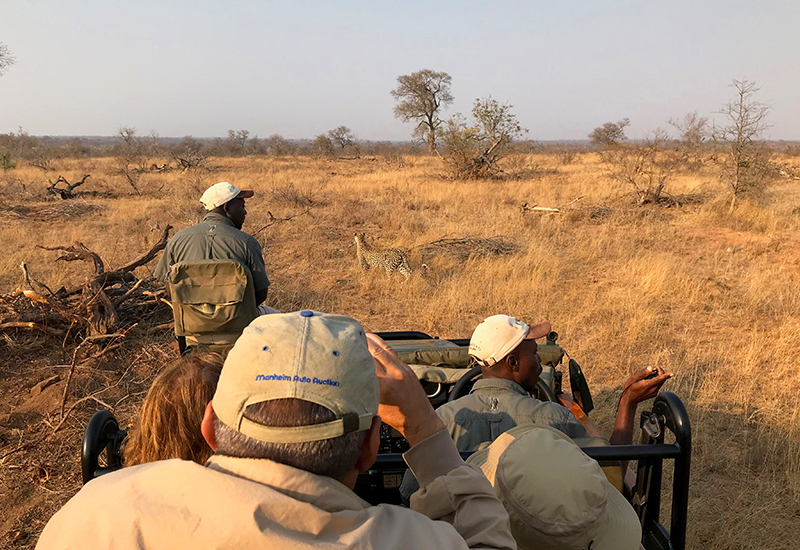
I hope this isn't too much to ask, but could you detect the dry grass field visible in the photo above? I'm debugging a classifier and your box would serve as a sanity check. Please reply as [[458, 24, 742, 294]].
[[2, 152, 800, 549]]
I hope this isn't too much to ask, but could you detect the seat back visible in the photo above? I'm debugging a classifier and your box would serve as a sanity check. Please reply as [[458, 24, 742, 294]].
[[168, 260, 258, 339]]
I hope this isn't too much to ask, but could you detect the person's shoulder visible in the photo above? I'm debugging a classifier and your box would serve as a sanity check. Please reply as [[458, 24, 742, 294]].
[[85, 459, 205, 492], [215, 222, 257, 243], [43, 461, 205, 523], [434, 394, 477, 420], [169, 221, 206, 242]]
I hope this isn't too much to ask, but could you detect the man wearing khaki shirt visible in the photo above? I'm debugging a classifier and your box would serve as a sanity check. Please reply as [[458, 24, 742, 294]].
[[37, 311, 515, 550]]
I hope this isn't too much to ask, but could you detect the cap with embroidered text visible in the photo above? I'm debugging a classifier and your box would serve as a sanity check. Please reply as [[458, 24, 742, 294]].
[[213, 311, 378, 443]]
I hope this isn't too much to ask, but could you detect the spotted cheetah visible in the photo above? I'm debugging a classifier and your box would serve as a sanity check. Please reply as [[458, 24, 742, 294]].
[[354, 233, 412, 280]]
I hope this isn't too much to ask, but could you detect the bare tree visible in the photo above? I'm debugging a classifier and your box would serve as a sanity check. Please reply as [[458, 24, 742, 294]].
[[0, 43, 14, 76], [28, 140, 60, 171], [712, 79, 775, 212], [391, 70, 454, 154], [309, 134, 335, 158], [227, 129, 250, 155], [439, 97, 527, 179], [114, 127, 151, 194], [264, 134, 296, 156], [589, 118, 630, 149], [171, 136, 209, 171], [602, 129, 682, 205], [669, 111, 709, 171], [327, 126, 355, 150]]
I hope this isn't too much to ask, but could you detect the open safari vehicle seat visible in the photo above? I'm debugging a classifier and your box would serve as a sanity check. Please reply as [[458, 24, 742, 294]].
[[168, 259, 258, 353]]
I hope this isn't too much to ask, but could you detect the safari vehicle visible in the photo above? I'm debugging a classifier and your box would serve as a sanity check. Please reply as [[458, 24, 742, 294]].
[[359, 330, 691, 550], [81, 329, 690, 550]]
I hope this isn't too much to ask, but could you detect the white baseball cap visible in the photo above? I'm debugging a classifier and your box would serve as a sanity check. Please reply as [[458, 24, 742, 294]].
[[469, 314, 551, 367], [213, 311, 378, 443], [467, 425, 642, 550], [199, 182, 254, 210]]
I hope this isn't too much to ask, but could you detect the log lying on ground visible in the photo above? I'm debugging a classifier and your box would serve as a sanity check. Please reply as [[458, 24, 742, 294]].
[[46, 175, 90, 199]]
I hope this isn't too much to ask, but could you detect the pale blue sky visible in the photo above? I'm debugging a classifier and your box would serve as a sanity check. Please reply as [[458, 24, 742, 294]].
[[1, 0, 798, 140]]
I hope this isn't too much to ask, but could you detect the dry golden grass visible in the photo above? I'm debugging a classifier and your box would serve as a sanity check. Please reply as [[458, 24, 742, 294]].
[[2, 152, 800, 548]]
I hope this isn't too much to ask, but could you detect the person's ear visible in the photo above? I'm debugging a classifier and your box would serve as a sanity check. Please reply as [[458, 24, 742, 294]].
[[201, 401, 217, 451], [356, 416, 382, 473], [506, 354, 520, 372]]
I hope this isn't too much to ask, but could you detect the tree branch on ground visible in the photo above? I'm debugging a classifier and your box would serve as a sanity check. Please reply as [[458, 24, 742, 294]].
[[46, 175, 90, 199]]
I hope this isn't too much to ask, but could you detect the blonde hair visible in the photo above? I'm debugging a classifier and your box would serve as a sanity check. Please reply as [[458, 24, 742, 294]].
[[124, 353, 223, 467]]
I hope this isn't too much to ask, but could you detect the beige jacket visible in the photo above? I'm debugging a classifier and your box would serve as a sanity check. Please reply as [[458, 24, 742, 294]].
[[37, 430, 515, 550]]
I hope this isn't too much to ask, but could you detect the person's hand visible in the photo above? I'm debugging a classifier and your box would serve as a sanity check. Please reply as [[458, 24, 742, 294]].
[[366, 333, 445, 447], [620, 367, 674, 406]]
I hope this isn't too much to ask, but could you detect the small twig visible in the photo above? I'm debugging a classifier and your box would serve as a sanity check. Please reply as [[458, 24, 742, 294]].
[[0, 322, 64, 335], [0, 438, 43, 463], [112, 278, 146, 308], [252, 208, 311, 236], [58, 328, 132, 417], [38, 242, 105, 276], [558, 196, 584, 209], [152, 321, 174, 331], [51, 388, 113, 435]]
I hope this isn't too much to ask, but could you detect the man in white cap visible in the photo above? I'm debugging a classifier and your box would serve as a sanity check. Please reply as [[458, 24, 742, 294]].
[[37, 311, 516, 550], [467, 424, 642, 550], [436, 314, 673, 451], [154, 182, 270, 306]]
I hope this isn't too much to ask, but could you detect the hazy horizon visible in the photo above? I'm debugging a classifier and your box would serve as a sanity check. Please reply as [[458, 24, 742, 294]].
[[2, 1, 799, 141]]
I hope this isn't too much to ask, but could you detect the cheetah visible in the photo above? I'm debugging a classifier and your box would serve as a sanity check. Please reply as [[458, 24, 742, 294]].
[[354, 233, 412, 280]]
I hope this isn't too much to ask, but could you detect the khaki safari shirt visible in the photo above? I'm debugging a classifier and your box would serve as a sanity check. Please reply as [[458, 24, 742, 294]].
[[436, 378, 588, 451], [154, 212, 270, 293], [36, 430, 515, 550]]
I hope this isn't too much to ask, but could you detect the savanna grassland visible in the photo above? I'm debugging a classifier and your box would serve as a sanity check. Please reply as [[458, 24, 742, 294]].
[[2, 152, 800, 549]]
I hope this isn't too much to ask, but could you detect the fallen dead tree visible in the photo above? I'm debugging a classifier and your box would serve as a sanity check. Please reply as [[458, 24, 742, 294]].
[[416, 236, 518, 261], [1, 225, 174, 340], [46, 174, 91, 199], [520, 196, 584, 214]]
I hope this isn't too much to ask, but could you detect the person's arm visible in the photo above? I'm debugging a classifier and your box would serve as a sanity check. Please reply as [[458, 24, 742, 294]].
[[610, 367, 674, 446], [246, 237, 270, 302], [367, 335, 515, 550], [153, 249, 171, 283]]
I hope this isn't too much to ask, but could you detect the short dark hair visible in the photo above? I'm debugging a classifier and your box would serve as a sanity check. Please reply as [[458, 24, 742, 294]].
[[214, 399, 367, 481]]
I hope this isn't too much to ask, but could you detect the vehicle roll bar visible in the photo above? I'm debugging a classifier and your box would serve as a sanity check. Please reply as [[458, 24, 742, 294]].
[[374, 331, 434, 341], [81, 410, 126, 484]]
